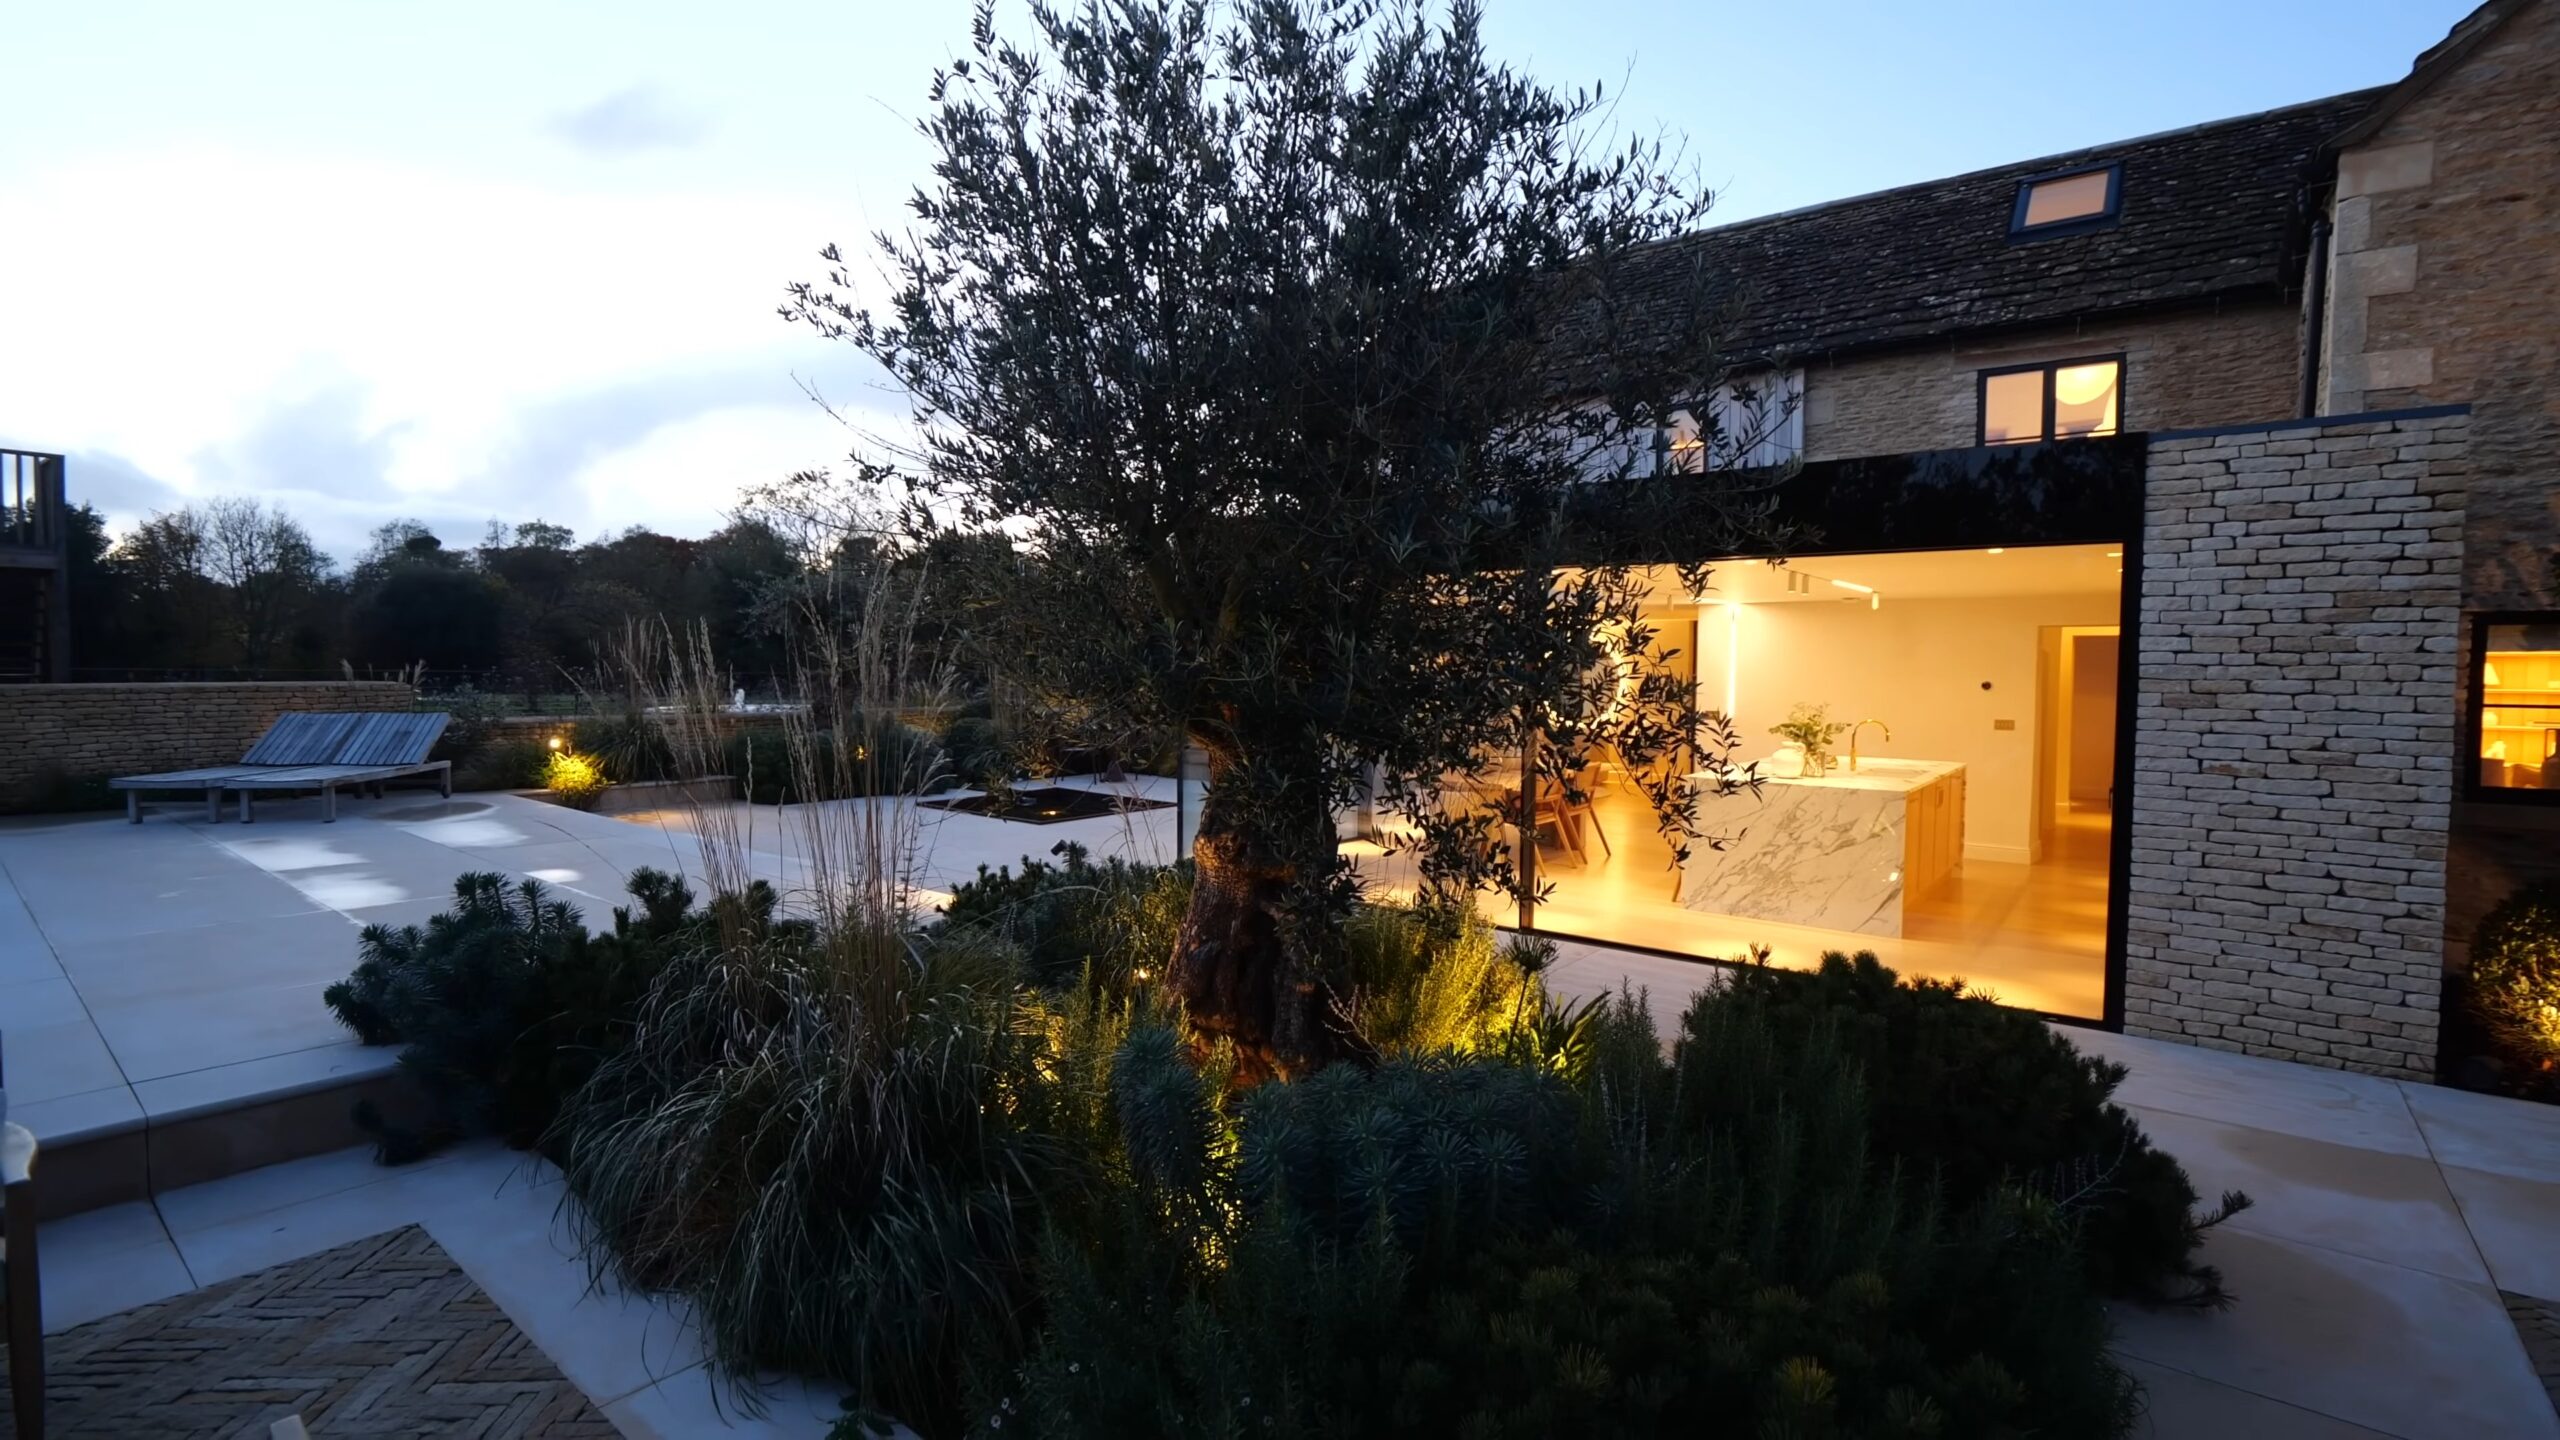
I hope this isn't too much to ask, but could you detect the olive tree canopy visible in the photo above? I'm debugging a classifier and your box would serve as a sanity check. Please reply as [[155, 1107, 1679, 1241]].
[[791, 0, 1784, 1076]]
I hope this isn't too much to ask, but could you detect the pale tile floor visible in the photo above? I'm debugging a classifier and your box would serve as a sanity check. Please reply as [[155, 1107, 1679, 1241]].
[[11, 782, 2560, 1436], [1349, 787, 2112, 1017]]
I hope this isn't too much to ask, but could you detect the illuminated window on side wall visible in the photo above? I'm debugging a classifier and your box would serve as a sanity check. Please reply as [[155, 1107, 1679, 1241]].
[[2011, 164, 2121, 237], [1978, 358, 2122, 445], [2477, 618, 2560, 798], [1660, 371, 1805, 472]]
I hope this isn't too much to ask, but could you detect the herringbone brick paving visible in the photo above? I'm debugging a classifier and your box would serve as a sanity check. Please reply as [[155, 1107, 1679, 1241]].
[[1, 1224, 618, 1438], [2510, 1291, 2560, 1419]]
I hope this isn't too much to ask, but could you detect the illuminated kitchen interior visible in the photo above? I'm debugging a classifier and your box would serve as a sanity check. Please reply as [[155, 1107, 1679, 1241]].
[[1344, 541, 2125, 1019], [2479, 620, 2560, 792]]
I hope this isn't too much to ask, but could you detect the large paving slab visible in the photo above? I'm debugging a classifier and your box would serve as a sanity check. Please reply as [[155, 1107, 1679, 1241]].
[[0, 797, 721, 1154], [2109, 1224, 2558, 1438], [2125, 1102, 2490, 1285], [2067, 1024, 2437, 1159]]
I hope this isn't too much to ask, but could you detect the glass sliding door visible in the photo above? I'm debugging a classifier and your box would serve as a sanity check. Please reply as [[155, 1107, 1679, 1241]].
[[1515, 543, 2122, 1019]]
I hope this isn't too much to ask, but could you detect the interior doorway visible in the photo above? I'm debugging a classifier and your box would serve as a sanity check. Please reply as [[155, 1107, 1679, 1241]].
[[2038, 625, 2120, 852]]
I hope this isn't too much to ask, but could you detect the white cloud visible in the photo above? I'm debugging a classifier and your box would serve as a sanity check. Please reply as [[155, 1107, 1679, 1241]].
[[0, 143, 890, 554], [572, 401, 847, 540], [548, 85, 712, 156]]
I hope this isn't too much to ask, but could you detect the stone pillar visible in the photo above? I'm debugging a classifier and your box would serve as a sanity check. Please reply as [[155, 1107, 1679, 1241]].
[[2124, 410, 2467, 1077]]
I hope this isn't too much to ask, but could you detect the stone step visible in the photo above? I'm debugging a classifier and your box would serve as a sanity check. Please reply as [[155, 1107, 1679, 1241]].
[[25, 1050, 422, 1220]]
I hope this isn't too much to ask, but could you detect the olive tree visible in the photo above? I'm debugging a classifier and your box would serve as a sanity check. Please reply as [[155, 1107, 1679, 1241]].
[[791, 0, 1782, 1076]]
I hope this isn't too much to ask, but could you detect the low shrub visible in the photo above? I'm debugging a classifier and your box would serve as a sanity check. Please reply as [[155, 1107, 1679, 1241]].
[[940, 843, 1191, 992], [728, 716, 944, 804], [322, 869, 699, 1158], [453, 735, 551, 791], [429, 686, 512, 761], [20, 768, 118, 814], [1339, 904, 1550, 1060], [942, 715, 1011, 789], [578, 709, 676, 783], [2464, 881, 2560, 1100], [1718, 951, 2250, 1304], [977, 990, 2138, 1439], [544, 749, 608, 809]]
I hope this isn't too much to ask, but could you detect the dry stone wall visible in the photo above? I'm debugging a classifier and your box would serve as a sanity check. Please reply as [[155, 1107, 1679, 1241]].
[[2125, 409, 2467, 1077], [0, 682, 415, 810]]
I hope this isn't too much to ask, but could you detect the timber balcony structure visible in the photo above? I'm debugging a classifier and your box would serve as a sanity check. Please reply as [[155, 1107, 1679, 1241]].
[[0, 449, 70, 682]]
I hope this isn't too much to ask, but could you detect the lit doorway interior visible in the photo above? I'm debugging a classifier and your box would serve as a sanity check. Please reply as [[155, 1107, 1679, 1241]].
[[1344, 542, 2122, 1019]]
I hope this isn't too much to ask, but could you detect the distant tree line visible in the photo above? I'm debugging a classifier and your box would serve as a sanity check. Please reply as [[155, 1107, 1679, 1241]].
[[61, 499, 809, 701]]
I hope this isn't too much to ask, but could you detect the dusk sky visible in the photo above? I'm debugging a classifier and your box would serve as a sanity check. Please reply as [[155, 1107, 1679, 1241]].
[[2, 1, 2475, 562]]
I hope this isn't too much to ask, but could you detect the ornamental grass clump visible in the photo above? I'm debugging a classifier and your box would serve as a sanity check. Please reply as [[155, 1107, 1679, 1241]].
[[551, 538, 1058, 1435], [556, 908, 1043, 1434]]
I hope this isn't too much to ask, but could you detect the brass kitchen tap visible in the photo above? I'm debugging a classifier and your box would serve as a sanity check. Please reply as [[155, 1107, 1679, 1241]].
[[1849, 719, 1891, 772]]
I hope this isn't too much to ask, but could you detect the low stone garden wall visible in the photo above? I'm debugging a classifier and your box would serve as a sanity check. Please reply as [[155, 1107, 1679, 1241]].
[[0, 681, 416, 811]]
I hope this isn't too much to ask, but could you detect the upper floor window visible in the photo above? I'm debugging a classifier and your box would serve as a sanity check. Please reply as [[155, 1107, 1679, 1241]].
[[2010, 163, 2121, 238], [1661, 370, 1804, 473], [1979, 357, 2122, 445]]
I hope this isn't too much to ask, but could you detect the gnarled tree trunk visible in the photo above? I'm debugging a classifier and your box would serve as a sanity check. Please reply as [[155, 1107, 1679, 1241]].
[[1164, 758, 1357, 1082]]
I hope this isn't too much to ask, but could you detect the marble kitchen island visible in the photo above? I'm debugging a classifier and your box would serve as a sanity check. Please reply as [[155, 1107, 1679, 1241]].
[[1678, 759, 1966, 937]]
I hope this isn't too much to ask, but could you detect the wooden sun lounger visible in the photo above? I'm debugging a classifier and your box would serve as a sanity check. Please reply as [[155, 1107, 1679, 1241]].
[[110, 765, 293, 822], [224, 759, 453, 822], [111, 711, 452, 823]]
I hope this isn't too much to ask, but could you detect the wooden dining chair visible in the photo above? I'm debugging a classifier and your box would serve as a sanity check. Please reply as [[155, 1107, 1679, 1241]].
[[1502, 777, 1586, 865], [1553, 762, 1613, 859]]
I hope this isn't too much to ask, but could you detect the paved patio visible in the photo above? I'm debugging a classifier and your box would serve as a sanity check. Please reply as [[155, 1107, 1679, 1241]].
[[5, 781, 2559, 1436], [0, 779, 1178, 1154]]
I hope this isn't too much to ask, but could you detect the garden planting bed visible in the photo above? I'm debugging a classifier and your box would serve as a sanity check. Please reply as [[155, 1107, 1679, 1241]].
[[920, 784, 1174, 825], [594, 775, 736, 814], [510, 776, 736, 812]]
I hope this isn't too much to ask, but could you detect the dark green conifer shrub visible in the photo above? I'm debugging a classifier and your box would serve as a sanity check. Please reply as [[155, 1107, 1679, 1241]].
[[323, 868, 702, 1158], [23, 768, 119, 814], [1717, 951, 2251, 1304], [941, 715, 1012, 788]]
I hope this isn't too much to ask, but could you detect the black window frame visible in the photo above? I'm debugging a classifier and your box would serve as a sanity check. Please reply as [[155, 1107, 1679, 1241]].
[[2465, 610, 2560, 806], [2009, 162, 2123, 240], [1975, 354, 2127, 447]]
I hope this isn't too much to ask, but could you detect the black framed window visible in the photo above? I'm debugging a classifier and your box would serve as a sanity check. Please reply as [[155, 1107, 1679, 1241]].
[[2472, 614, 2560, 801], [1978, 356, 2124, 445], [2010, 163, 2122, 238]]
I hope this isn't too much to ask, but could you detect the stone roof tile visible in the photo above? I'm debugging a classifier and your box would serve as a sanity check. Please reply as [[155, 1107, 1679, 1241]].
[[1562, 87, 2384, 369]]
